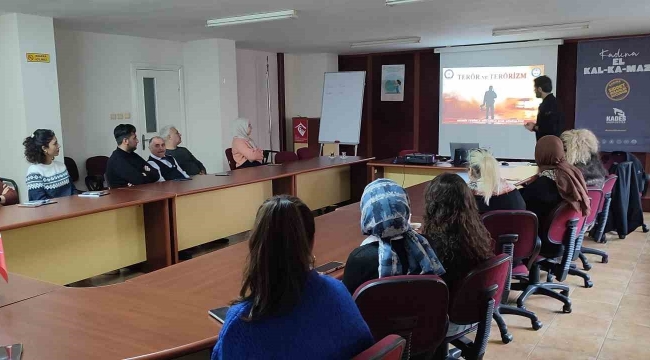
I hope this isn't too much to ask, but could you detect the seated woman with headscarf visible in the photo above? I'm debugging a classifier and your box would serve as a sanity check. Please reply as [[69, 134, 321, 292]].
[[560, 129, 608, 188], [520, 135, 590, 234], [231, 118, 264, 169], [342, 179, 446, 295], [468, 149, 526, 213]]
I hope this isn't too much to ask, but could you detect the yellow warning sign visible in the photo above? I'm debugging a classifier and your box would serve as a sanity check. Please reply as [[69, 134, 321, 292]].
[[26, 53, 50, 63]]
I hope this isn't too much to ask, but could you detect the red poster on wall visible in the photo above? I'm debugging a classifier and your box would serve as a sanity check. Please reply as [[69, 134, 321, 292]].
[[293, 118, 309, 143]]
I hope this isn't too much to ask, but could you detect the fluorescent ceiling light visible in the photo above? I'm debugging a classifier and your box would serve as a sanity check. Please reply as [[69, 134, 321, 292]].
[[351, 37, 421, 48], [206, 10, 297, 27], [386, 0, 429, 6], [493, 22, 590, 36]]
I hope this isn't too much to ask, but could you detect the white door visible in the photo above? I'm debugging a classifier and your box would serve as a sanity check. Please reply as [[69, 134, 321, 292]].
[[135, 68, 186, 157]]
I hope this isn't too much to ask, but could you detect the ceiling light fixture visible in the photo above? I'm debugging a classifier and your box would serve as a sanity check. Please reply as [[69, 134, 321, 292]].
[[385, 0, 429, 6], [351, 37, 421, 48], [492, 22, 590, 36], [206, 9, 297, 27]]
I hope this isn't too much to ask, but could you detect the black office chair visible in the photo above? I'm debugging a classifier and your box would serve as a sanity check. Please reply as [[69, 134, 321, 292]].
[[0, 177, 19, 201]]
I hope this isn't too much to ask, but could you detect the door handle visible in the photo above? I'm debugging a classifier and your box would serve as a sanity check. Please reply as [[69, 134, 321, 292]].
[[142, 134, 146, 150]]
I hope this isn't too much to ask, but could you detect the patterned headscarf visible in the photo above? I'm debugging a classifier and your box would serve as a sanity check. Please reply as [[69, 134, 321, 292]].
[[360, 179, 445, 278]]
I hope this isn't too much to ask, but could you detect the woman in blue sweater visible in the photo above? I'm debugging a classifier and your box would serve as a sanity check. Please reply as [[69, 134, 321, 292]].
[[23, 129, 76, 201], [212, 195, 374, 360]]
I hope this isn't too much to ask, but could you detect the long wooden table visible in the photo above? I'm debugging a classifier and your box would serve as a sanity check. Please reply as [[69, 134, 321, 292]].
[[124, 156, 371, 258], [0, 198, 369, 360], [0, 157, 371, 284], [0, 189, 174, 285], [369, 158, 538, 188]]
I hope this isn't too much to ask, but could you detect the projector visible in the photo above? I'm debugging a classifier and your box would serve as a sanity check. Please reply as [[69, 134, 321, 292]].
[[405, 153, 436, 165]]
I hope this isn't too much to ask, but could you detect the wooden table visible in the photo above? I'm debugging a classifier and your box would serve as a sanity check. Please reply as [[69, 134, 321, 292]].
[[126, 157, 372, 257], [0, 189, 174, 285], [369, 158, 538, 188], [0, 273, 60, 308], [0, 196, 369, 360]]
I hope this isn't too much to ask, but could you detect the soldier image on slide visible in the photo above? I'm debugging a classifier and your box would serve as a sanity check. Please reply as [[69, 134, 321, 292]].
[[481, 85, 497, 120]]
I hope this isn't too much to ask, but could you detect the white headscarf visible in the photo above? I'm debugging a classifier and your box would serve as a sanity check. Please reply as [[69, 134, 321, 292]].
[[232, 118, 257, 148]]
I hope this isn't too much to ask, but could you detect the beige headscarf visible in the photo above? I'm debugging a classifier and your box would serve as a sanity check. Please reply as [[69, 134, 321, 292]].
[[233, 118, 257, 148]]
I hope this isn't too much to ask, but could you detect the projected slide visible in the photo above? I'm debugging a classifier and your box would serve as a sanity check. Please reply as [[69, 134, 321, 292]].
[[441, 65, 544, 125]]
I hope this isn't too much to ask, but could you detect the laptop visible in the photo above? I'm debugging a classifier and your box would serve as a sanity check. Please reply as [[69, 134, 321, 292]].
[[449, 143, 479, 166]]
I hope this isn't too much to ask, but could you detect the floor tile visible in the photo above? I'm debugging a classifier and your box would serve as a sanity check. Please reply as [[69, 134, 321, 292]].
[[598, 338, 650, 360], [529, 346, 597, 360]]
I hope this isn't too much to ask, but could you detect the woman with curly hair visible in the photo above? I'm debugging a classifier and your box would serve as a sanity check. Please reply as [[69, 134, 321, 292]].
[[23, 129, 76, 201], [560, 129, 608, 188], [423, 173, 494, 335]]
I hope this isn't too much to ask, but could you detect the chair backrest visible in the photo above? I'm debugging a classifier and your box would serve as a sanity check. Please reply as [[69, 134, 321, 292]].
[[481, 210, 540, 264], [224, 148, 236, 171], [399, 149, 418, 157], [586, 188, 604, 227], [0, 177, 19, 201], [296, 147, 319, 160], [601, 174, 618, 198], [545, 202, 583, 245], [543, 202, 584, 281], [352, 335, 406, 360], [448, 254, 510, 326], [85, 156, 109, 176], [274, 151, 299, 164], [353, 275, 449, 358], [64, 157, 80, 182]]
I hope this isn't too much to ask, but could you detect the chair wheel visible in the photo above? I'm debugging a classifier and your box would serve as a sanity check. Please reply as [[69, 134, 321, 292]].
[[584, 263, 592, 271], [585, 280, 594, 288], [501, 333, 513, 344], [563, 305, 572, 313], [602, 256, 609, 264], [643, 225, 649, 233], [532, 320, 543, 330]]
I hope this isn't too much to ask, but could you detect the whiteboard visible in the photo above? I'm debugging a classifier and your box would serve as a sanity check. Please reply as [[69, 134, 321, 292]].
[[319, 71, 366, 145]]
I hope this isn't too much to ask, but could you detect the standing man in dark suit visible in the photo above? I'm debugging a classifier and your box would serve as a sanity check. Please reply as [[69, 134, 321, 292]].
[[525, 76, 564, 141]]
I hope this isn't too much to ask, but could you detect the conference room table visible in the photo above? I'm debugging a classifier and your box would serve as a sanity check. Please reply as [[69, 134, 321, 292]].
[[368, 158, 539, 188], [123, 156, 372, 258], [0, 192, 372, 360], [0, 156, 371, 285], [0, 189, 174, 285]]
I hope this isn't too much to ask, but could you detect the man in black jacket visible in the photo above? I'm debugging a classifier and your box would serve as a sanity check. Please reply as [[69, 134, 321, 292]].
[[106, 124, 160, 188], [525, 76, 564, 141]]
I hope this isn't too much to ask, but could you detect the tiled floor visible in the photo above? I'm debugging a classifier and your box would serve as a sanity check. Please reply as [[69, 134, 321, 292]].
[[485, 214, 650, 360]]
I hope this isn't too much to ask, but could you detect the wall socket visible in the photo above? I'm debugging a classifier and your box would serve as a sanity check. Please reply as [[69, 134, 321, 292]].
[[117, 113, 124, 120], [124, 112, 131, 120], [110, 113, 117, 120]]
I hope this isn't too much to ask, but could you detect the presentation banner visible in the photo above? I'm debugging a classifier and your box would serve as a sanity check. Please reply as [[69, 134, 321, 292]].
[[293, 117, 308, 143], [441, 65, 544, 125], [576, 36, 650, 152]]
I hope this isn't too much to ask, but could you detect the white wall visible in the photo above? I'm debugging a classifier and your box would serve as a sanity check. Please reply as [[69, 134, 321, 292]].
[[284, 53, 338, 150], [0, 14, 28, 197], [183, 38, 239, 173], [0, 14, 63, 201], [56, 30, 184, 187], [56, 30, 238, 179], [236, 49, 280, 152], [217, 40, 240, 166]]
